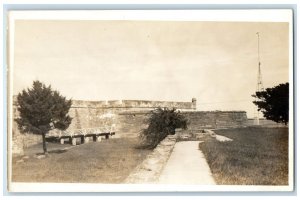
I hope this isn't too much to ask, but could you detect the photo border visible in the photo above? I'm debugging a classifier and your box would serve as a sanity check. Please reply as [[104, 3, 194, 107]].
[[2, 4, 297, 196]]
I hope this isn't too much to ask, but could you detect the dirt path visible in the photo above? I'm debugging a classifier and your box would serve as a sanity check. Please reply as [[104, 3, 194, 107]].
[[158, 141, 216, 185]]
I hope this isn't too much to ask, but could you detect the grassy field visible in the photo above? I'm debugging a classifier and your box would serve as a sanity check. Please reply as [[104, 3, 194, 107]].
[[199, 127, 289, 185], [12, 138, 151, 183]]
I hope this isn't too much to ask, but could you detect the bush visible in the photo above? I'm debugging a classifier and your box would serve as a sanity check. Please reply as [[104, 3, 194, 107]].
[[139, 107, 188, 149]]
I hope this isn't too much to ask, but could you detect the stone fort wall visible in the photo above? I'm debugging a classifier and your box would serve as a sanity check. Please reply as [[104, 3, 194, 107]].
[[117, 110, 247, 138], [11, 97, 247, 154], [12, 97, 197, 135]]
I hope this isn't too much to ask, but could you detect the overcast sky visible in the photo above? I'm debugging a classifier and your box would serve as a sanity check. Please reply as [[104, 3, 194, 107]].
[[13, 20, 289, 118]]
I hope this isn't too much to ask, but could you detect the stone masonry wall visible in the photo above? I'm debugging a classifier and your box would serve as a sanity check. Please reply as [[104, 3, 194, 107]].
[[117, 111, 150, 138], [12, 121, 41, 156], [183, 111, 248, 130], [12, 98, 196, 154], [117, 111, 248, 138], [11, 97, 248, 154]]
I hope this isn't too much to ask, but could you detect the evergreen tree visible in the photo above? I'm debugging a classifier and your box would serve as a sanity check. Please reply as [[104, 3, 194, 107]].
[[252, 82, 289, 125], [16, 81, 72, 154]]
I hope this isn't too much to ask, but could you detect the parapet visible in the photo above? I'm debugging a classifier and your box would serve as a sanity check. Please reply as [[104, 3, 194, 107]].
[[70, 99, 196, 110]]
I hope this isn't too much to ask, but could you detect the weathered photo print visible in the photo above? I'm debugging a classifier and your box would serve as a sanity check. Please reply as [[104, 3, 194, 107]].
[[7, 10, 293, 192]]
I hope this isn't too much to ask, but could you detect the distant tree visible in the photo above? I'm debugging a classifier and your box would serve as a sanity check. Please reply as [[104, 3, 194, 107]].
[[16, 81, 72, 154], [139, 107, 188, 149], [252, 82, 289, 125]]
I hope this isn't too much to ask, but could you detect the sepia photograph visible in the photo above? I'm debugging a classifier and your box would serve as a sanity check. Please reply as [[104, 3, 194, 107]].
[[6, 10, 293, 192]]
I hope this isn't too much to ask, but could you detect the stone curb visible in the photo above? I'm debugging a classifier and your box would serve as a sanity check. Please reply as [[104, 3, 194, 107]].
[[124, 134, 178, 184], [204, 129, 233, 142]]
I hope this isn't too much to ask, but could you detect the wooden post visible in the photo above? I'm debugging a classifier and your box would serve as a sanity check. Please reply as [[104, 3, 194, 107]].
[[105, 134, 109, 139], [81, 136, 84, 144], [93, 135, 97, 142]]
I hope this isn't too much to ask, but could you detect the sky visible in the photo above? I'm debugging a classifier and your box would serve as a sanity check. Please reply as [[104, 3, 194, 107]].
[[12, 20, 289, 118]]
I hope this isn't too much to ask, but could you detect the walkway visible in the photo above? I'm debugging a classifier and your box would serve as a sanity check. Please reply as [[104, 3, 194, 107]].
[[158, 141, 216, 185]]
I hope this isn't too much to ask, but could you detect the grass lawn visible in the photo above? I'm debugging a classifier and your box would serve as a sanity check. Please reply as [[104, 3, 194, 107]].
[[12, 138, 151, 183], [199, 127, 289, 185]]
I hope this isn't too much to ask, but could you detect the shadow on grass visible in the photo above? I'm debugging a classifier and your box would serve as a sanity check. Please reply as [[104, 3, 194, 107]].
[[48, 149, 67, 154], [36, 149, 67, 156]]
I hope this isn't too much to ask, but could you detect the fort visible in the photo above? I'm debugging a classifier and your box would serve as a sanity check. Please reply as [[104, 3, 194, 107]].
[[12, 97, 248, 155]]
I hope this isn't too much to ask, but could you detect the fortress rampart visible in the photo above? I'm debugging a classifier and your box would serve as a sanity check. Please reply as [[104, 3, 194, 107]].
[[11, 97, 247, 154]]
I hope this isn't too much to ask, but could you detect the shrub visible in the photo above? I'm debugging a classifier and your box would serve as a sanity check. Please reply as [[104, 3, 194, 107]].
[[139, 107, 188, 149]]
